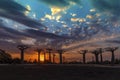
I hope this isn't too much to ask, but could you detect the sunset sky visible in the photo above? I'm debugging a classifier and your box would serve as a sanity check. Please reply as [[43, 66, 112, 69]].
[[0, 0, 120, 62]]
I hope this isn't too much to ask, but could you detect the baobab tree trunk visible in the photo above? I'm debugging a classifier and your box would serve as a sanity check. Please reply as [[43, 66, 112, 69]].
[[58, 50, 64, 64], [38, 52, 40, 63], [49, 51, 51, 63], [79, 50, 88, 64], [95, 54, 99, 64], [111, 51, 115, 65], [21, 50, 24, 64], [53, 54, 55, 64], [17, 45, 29, 64], [59, 52, 63, 64], [34, 49, 42, 64], [46, 49, 52, 63], [105, 47, 118, 65], [83, 53, 86, 64], [100, 53, 103, 63]]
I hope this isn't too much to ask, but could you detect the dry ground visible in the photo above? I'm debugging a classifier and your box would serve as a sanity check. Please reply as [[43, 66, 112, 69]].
[[0, 64, 120, 80]]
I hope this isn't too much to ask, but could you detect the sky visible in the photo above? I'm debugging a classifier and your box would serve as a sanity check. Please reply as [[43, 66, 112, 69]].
[[0, 0, 120, 62]]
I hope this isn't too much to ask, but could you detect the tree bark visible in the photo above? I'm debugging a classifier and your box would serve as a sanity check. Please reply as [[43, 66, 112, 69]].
[[38, 52, 40, 63], [100, 52, 103, 63], [95, 54, 99, 64], [49, 51, 51, 63], [59, 52, 63, 64], [83, 53, 86, 64], [111, 51, 115, 65], [21, 50, 24, 64]]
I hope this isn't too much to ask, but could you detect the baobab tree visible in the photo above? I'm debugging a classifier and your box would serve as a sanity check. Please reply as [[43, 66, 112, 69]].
[[34, 48, 42, 63], [105, 47, 119, 65], [17, 45, 29, 64], [57, 49, 65, 64], [53, 54, 56, 64], [90, 50, 100, 64], [78, 50, 88, 64], [43, 49, 46, 63], [46, 48, 52, 63], [97, 48, 104, 64]]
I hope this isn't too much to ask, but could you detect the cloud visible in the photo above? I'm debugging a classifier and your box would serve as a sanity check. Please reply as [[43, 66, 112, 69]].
[[71, 18, 86, 22], [21, 38, 36, 45], [106, 40, 120, 44], [0, 21, 30, 39], [0, 22, 70, 41], [0, 0, 70, 45], [0, 0, 26, 13], [91, 0, 120, 20], [39, 0, 81, 8], [25, 29, 70, 39], [50, 7, 68, 15], [0, 0, 45, 29]]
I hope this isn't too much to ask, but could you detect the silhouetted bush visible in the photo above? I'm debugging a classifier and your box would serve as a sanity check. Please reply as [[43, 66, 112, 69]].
[[33, 59, 37, 64], [115, 59, 120, 64], [103, 60, 111, 64], [12, 58, 21, 64], [0, 49, 12, 64]]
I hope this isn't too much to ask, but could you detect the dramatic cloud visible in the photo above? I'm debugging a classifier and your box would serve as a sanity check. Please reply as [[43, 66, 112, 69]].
[[40, 0, 81, 8], [0, 0, 45, 29], [1, 0, 120, 56], [0, 21, 68, 40], [25, 29, 71, 39], [0, 0, 69, 44], [106, 40, 120, 44], [91, 0, 120, 20]]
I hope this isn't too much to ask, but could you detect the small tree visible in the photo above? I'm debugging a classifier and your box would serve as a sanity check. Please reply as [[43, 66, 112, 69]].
[[43, 49, 46, 63], [46, 48, 52, 63], [34, 48, 42, 64], [97, 48, 104, 64], [53, 54, 56, 64], [90, 50, 100, 64], [17, 45, 29, 64], [57, 49, 65, 64], [78, 50, 88, 64], [105, 47, 118, 65]]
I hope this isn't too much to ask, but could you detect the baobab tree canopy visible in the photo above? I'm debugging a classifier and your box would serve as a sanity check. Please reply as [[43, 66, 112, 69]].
[[0, 0, 120, 61]]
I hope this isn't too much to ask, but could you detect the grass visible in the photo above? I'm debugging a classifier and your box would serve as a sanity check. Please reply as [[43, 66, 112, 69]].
[[0, 64, 120, 80]]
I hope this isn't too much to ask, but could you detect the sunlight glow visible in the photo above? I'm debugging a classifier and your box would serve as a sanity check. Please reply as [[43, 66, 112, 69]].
[[40, 55, 44, 62], [51, 7, 67, 15], [24, 5, 31, 15]]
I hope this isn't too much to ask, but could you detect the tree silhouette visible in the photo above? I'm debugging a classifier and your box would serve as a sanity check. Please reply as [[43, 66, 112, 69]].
[[105, 47, 118, 65], [53, 54, 56, 64], [0, 49, 12, 63], [90, 50, 100, 64], [43, 49, 46, 63], [34, 48, 42, 64], [57, 49, 65, 64], [78, 50, 88, 64], [46, 48, 52, 63], [17, 45, 29, 64], [97, 48, 104, 64]]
